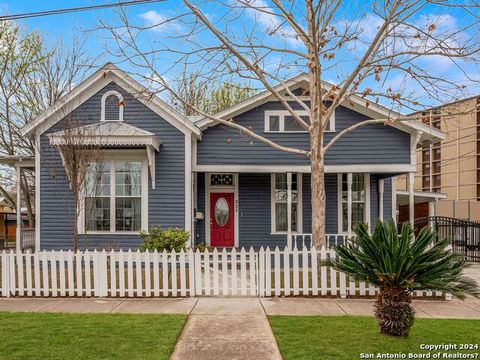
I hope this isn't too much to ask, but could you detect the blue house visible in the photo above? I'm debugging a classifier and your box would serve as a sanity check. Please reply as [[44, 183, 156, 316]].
[[14, 63, 444, 251]]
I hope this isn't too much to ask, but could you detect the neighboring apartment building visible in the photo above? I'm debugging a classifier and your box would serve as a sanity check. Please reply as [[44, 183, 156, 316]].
[[397, 96, 480, 221]]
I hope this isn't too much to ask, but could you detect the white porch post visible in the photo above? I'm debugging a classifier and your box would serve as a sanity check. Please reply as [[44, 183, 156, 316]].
[[378, 178, 384, 221], [428, 200, 436, 217], [15, 165, 22, 253], [286, 172, 292, 249], [407, 172, 415, 225], [429, 200, 437, 228], [347, 173, 353, 238]]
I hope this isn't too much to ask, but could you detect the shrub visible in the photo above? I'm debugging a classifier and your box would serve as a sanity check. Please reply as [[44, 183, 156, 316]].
[[195, 243, 214, 252], [139, 227, 190, 252], [324, 220, 479, 337]]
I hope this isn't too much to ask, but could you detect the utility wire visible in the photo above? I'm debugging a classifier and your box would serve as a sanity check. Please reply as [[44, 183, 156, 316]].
[[0, 0, 165, 21]]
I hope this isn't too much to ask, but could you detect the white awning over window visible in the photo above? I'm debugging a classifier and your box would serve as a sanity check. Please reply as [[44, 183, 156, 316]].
[[47, 122, 160, 150], [48, 122, 161, 189]]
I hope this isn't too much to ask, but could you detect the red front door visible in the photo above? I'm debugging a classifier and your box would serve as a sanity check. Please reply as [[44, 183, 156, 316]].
[[210, 192, 234, 247]]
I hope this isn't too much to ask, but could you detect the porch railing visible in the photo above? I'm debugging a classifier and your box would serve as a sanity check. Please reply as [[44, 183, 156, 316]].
[[293, 234, 351, 249], [21, 229, 35, 251]]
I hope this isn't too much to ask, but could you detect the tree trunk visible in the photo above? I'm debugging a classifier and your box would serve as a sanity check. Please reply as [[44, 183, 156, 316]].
[[374, 287, 415, 337], [311, 155, 326, 248], [72, 209, 79, 252]]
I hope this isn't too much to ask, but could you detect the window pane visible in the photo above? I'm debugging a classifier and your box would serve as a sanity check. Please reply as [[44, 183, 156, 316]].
[[116, 162, 141, 196], [300, 115, 310, 124], [275, 203, 287, 232], [352, 174, 365, 202], [104, 95, 120, 121], [85, 162, 110, 196], [269, 115, 280, 131], [85, 197, 110, 231], [274, 173, 298, 232], [115, 197, 141, 231], [284, 116, 304, 131], [342, 204, 348, 232], [210, 174, 234, 186], [341, 173, 366, 232], [352, 202, 365, 227]]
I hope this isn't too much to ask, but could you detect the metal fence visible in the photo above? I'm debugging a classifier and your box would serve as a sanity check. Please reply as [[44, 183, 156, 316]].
[[413, 216, 480, 262]]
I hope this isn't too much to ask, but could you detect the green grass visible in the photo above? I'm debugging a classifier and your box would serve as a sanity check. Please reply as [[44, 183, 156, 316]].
[[0, 312, 187, 360], [269, 315, 480, 360]]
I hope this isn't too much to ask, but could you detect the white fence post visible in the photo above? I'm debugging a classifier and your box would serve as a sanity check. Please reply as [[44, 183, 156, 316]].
[[187, 249, 195, 296], [1, 251, 10, 297]]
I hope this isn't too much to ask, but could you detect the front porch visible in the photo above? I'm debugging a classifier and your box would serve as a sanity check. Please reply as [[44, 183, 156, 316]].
[[0, 155, 35, 252], [193, 171, 396, 249]]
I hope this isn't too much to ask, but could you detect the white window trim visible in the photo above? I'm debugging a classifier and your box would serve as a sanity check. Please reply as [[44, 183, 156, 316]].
[[337, 173, 370, 234], [264, 110, 335, 133], [270, 173, 303, 235], [78, 150, 148, 235], [101, 90, 124, 122]]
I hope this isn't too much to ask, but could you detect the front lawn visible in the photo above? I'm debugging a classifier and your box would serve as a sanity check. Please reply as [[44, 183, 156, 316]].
[[0, 312, 187, 360], [269, 315, 480, 360]]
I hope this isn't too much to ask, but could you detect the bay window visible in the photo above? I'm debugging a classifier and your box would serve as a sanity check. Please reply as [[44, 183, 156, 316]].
[[83, 157, 147, 233]]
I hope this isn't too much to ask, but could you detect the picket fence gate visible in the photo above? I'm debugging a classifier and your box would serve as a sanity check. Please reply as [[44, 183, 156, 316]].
[[0, 247, 446, 299]]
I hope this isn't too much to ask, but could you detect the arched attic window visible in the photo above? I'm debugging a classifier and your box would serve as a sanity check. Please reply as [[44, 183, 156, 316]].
[[101, 90, 124, 121]]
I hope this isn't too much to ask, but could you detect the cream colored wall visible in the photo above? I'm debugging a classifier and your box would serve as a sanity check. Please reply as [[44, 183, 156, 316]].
[[395, 97, 479, 220]]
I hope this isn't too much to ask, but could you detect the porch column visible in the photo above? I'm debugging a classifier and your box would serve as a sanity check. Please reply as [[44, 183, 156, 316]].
[[16, 165, 22, 253], [347, 173, 353, 238], [428, 200, 435, 217], [286, 172, 292, 250], [378, 178, 384, 221], [429, 199, 437, 228], [407, 172, 415, 225]]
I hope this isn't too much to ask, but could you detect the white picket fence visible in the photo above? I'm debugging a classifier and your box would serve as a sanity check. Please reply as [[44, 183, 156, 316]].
[[0, 247, 445, 299]]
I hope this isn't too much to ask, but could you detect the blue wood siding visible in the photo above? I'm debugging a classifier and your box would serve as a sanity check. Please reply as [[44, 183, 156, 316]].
[[383, 177, 393, 220], [194, 172, 205, 246], [39, 82, 185, 250], [197, 101, 411, 165]]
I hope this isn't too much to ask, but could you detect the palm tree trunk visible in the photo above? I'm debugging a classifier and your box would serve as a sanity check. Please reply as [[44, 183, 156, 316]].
[[374, 287, 415, 337]]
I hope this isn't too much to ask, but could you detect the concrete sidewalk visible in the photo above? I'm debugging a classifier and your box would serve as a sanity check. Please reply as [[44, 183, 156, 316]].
[[1, 297, 480, 319], [261, 297, 480, 319], [0, 297, 479, 319], [170, 298, 282, 360]]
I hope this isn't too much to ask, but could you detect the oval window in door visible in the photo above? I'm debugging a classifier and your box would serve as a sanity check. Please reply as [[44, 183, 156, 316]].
[[215, 198, 229, 227]]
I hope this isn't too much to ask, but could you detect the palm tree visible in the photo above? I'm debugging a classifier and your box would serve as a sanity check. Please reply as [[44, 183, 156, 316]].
[[324, 220, 479, 337]]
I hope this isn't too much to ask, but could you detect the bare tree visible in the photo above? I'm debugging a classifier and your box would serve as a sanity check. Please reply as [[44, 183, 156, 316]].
[[0, 20, 93, 228], [48, 118, 105, 251], [101, 0, 480, 247], [170, 66, 256, 116]]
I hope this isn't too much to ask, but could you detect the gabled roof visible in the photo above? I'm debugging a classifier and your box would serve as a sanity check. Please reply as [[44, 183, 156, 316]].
[[21, 63, 201, 139], [48, 122, 161, 151], [196, 73, 445, 143]]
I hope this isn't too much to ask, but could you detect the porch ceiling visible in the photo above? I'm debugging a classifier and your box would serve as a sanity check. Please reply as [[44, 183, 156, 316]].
[[396, 190, 447, 206]]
